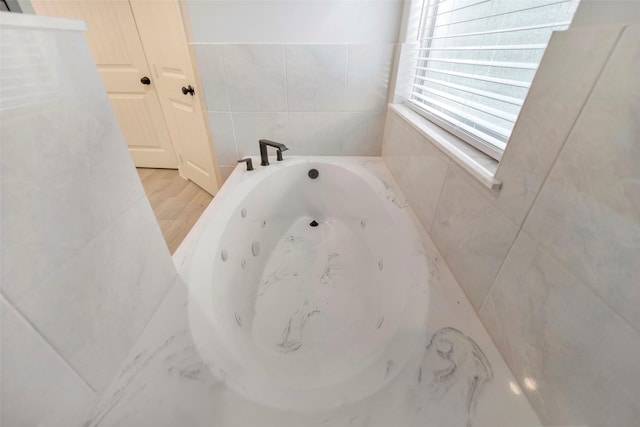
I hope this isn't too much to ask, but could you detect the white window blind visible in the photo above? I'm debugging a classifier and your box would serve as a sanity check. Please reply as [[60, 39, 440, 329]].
[[408, 0, 580, 159]]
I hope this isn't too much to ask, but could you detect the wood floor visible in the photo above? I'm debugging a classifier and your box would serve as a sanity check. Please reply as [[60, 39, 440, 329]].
[[137, 168, 213, 254]]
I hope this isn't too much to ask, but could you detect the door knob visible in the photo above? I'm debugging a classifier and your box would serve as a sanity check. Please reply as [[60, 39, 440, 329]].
[[140, 76, 151, 85], [181, 85, 195, 96]]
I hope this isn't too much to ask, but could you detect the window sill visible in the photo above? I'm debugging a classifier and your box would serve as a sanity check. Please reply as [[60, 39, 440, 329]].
[[389, 103, 502, 190]]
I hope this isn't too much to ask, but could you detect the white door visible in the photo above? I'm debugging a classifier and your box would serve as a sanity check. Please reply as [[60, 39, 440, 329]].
[[31, 0, 179, 169], [130, 0, 219, 195]]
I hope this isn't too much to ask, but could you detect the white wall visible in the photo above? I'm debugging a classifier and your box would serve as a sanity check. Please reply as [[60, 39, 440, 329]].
[[17, 0, 34, 13], [382, 1, 640, 424], [0, 14, 178, 426], [571, 0, 640, 27], [186, 0, 403, 44], [187, 0, 404, 180]]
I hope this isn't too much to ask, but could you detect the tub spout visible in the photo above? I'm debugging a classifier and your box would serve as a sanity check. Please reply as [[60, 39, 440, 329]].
[[259, 139, 289, 166]]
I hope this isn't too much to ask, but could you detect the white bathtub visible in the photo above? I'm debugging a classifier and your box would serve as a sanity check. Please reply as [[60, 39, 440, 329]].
[[185, 157, 430, 410]]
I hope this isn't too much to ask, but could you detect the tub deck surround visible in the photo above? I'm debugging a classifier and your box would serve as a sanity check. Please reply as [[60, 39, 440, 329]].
[[88, 158, 540, 427]]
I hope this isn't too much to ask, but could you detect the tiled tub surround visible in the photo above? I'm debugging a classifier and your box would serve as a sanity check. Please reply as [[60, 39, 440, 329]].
[[88, 157, 540, 426], [195, 44, 395, 180], [383, 20, 640, 426], [1, 13, 178, 426]]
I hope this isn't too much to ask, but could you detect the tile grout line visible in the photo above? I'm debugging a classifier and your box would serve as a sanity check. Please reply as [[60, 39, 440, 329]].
[[383, 114, 467, 307], [343, 45, 350, 113], [206, 109, 386, 114], [1, 194, 182, 400], [217, 46, 239, 160], [431, 159, 520, 313], [477, 227, 523, 313], [282, 44, 290, 115], [87, 275, 181, 411], [282, 44, 293, 147], [523, 227, 640, 337], [11, 193, 148, 309], [475, 208, 521, 313], [517, 26, 626, 245], [392, 105, 501, 212], [479, 26, 628, 320], [428, 155, 452, 234], [1, 290, 99, 395]]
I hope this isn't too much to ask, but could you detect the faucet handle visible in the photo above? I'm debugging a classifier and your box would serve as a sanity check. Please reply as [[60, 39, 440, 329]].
[[237, 157, 254, 171]]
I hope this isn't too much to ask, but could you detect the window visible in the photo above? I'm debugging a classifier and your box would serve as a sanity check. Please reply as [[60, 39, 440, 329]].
[[407, 0, 580, 159]]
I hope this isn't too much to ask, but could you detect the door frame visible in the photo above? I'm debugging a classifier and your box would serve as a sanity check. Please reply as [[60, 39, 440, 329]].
[[31, 0, 222, 193], [176, 0, 222, 187]]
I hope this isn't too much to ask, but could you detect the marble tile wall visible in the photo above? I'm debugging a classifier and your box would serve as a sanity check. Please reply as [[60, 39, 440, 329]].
[[1, 16, 178, 426], [480, 232, 640, 425], [521, 24, 640, 333], [382, 15, 640, 426], [185, 0, 403, 45], [195, 43, 395, 181], [1, 296, 96, 427]]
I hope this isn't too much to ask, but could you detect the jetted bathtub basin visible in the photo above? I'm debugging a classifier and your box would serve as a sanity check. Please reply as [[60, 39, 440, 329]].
[[186, 157, 430, 410]]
